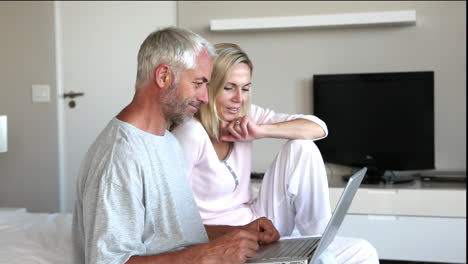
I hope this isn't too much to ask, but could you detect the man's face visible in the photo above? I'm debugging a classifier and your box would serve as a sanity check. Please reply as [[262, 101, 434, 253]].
[[161, 50, 212, 125]]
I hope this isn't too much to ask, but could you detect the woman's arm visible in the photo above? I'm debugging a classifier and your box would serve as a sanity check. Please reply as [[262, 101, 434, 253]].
[[259, 118, 326, 140], [220, 105, 327, 142]]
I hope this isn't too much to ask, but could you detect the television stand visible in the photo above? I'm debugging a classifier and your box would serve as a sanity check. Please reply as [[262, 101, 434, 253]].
[[381, 173, 415, 184], [342, 170, 415, 185], [326, 176, 466, 263]]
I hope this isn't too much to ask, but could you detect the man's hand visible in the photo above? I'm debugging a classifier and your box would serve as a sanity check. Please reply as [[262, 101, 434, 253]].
[[127, 229, 260, 264], [242, 217, 280, 245], [191, 229, 261, 264], [128, 219, 280, 264]]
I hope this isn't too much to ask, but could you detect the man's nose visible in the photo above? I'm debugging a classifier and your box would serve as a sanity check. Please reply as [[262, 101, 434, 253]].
[[198, 83, 209, 104]]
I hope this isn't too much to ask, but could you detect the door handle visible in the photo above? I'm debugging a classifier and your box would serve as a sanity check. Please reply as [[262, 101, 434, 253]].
[[63, 91, 84, 99]]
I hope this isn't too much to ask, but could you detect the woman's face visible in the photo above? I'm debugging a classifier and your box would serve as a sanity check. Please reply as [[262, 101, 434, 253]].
[[215, 62, 251, 122]]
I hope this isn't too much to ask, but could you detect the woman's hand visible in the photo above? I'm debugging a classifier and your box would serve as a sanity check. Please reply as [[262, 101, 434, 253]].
[[219, 116, 263, 142]]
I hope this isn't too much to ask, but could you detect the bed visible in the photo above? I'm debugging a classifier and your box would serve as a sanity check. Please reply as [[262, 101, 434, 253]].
[[0, 208, 73, 264]]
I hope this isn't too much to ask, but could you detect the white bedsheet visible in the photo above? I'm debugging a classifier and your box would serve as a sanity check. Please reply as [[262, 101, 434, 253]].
[[0, 210, 73, 264]]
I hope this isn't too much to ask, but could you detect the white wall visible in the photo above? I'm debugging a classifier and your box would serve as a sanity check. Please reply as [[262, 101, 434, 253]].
[[0, 1, 177, 212], [56, 1, 177, 212], [0, 1, 466, 212], [178, 1, 466, 175], [0, 2, 59, 212]]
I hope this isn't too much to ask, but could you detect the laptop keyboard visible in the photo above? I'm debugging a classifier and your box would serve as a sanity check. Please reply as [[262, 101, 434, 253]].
[[262, 238, 319, 259]]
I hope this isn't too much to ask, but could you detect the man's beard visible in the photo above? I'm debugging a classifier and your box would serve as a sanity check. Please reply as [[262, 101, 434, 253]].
[[161, 82, 200, 126]]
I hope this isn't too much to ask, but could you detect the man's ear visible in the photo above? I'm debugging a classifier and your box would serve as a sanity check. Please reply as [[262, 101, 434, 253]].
[[154, 64, 171, 88]]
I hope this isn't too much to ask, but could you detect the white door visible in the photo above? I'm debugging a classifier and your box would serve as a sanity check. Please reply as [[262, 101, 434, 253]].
[[55, 1, 177, 212]]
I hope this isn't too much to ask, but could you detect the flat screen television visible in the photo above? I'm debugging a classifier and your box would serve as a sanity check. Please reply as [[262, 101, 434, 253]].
[[313, 71, 434, 184]]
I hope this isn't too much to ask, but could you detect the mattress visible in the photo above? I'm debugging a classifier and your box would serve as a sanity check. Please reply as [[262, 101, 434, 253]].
[[0, 209, 73, 264]]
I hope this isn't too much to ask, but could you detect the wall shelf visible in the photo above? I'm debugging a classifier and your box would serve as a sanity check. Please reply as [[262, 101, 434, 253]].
[[210, 10, 416, 31]]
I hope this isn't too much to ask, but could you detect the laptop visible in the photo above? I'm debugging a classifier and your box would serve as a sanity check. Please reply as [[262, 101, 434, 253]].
[[246, 167, 367, 264]]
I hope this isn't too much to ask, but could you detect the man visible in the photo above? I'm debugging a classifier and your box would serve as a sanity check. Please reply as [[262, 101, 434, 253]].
[[72, 27, 279, 264]]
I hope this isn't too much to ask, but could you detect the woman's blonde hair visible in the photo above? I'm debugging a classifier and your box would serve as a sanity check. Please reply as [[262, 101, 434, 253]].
[[196, 43, 253, 141]]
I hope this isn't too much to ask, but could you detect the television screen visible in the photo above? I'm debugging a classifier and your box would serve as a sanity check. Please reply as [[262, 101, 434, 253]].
[[313, 71, 434, 183]]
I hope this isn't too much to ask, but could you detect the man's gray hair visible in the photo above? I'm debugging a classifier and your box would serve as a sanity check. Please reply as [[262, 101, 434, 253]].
[[135, 27, 216, 89]]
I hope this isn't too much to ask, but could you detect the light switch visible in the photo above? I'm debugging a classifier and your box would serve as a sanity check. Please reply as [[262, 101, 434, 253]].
[[32, 84, 50, 103]]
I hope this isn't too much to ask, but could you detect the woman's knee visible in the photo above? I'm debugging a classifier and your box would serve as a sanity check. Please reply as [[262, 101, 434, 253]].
[[278, 139, 327, 188], [282, 139, 322, 158]]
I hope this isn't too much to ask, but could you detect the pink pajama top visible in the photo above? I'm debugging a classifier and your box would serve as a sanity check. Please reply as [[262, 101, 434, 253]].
[[171, 104, 328, 226]]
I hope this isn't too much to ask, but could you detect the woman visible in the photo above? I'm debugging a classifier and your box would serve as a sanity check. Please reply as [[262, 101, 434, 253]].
[[172, 43, 378, 263]]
